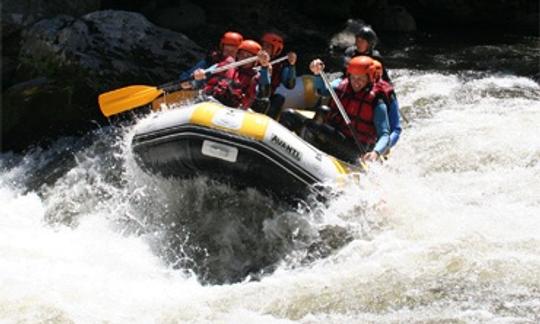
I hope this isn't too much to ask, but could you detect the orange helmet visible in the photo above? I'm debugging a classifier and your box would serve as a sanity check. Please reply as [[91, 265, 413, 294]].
[[261, 32, 284, 56], [347, 56, 375, 80], [238, 40, 262, 55], [220, 31, 243, 48], [372, 60, 383, 80]]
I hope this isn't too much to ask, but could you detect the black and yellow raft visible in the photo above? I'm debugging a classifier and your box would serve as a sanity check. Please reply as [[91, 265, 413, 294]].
[[132, 100, 358, 199]]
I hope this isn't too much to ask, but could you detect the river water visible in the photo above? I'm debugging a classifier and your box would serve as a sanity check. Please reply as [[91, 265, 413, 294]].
[[1, 35, 539, 323]]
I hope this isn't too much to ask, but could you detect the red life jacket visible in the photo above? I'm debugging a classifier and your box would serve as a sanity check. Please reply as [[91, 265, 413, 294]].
[[326, 79, 384, 144], [372, 79, 395, 106], [235, 67, 259, 109], [203, 59, 259, 109]]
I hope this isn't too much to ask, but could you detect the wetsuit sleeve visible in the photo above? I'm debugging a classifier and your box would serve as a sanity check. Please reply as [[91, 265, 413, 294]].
[[256, 67, 271, 98], [312, 75, 342, 98], [179, 59, 208, 81], [191, 63, 219, 89], [313, 75, 331, 96], [388, 93, 402, 147], [373, 99, 391, 155], [280, 64, 296, 89]]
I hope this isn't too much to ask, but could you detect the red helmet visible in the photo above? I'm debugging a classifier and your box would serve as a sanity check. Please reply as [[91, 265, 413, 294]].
[[220, 31, 243, 48], [372, 60, 383, 80], [347, 56, 375, 80], [261, 32, 284, 56], [238, 40, 262, 55]]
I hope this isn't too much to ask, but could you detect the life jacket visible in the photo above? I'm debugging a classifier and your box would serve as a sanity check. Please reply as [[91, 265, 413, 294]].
[[203, 59, 259, 109], [235, 67, 259, 109], [372, 79, 395, 106], [325, 78, 385, 144]]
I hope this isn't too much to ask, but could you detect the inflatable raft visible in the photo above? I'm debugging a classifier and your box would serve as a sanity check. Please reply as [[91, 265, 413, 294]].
[[132, 101, 358, 199]]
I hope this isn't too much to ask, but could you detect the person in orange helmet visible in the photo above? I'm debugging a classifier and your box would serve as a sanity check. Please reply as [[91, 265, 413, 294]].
[[193, 40, 272, 110], [281, 56, 390, 164], [260, 32, 297, 119], [179, 31, 244, 83]]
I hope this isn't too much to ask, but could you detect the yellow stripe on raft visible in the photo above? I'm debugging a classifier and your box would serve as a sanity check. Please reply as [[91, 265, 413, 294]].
[[190, 102, 269, 141], [190, 101, 220, 126], [330, 158, 348, 174], [240, 112, 269, 140]]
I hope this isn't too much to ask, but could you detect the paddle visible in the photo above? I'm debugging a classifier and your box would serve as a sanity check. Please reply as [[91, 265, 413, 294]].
[[98, 55, 259, 117], [319, 70, 369, 156], [253, 55, 289, 71]]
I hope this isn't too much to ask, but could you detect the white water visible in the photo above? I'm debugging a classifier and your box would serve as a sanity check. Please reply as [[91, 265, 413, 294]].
[[1, 70, 540, 323]]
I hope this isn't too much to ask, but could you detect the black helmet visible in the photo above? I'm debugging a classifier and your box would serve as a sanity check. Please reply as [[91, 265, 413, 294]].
[[355, 25, 378, 48]]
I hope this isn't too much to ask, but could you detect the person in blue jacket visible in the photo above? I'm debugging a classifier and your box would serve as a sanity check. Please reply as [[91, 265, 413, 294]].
[[281, 56, 390, 164], [259, 32, 297, 119], [372, 60, 401, 150]]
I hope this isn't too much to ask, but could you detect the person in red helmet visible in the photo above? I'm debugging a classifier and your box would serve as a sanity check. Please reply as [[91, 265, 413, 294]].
[[179, 31, 243, 82], [259, 32, 297, 119], [193, 40, 271, 110], [281, 56, 390, 164]]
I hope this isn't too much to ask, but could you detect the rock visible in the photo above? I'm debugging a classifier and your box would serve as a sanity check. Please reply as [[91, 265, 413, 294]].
[[18, 10, 204, 90], [1, 56, 17, 89], [373, 5, 417, 32], [3, 10, 205, 152], [329, 19, 368, 51], [2, 77, 106, 152], [1, 0, 101, 37], [396, 0, 539, 33], [147, 2, 206, 32]]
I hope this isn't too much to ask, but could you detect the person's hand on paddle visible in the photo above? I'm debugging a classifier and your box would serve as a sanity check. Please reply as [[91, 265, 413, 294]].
[[258, 50, 271, 67], [193, 68, 206, 81], [309, 59, 324, 75], [287, 52, 297, 65], [180, 81, 192, 89], [361, 151, 379, 162]]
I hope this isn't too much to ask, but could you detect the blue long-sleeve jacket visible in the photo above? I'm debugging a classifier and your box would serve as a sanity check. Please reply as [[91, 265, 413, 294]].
[[179, 58, 210, 81], [387, 93, 402, 148], [278, 63, 296, 90]]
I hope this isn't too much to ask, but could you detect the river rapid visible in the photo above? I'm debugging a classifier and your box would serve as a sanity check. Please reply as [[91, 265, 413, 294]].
[[1, 36, 539, 323]]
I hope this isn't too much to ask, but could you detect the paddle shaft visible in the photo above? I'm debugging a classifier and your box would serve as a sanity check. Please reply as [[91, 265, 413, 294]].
[[319, 71, 369, 155], [253, 55, 288, 71], [158, 55, 260, 93]]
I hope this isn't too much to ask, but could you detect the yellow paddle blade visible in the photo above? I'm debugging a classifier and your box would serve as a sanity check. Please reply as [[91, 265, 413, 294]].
[[98, 85, 164, 117]]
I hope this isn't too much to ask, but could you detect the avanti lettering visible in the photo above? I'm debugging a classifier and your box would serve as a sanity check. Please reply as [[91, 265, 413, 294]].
[[271, 134, 302, 161]]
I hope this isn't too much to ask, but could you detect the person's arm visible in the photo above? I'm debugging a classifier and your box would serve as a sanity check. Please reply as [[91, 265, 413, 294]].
[[256, 66, 271, 98], [371, 99, 391, 155], [387, 94, 402, 147], [179, 59, 208, 81], [280, 64, 296, 89], [280, 52, 297, 89]]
